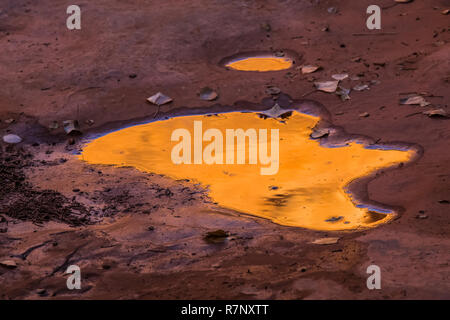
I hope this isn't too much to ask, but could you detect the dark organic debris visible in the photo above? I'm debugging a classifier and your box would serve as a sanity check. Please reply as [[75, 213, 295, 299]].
[[203, 229, 229, 244], [0, 149, 91, 226], [265, 86, 281, 95], [36, 289, 48, 297], [325, 216, 344, 223], [48, 121, 59, 130], [261, 22, 271, 32]]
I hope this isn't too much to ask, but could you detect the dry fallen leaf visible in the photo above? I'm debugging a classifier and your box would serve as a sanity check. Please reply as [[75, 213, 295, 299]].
[[353, 84, 370, 91], [359, 112, 370, 118], [199, 87, 218, 101], [332, 73, 349, 81], [336, 86, 351, 101], [147, 92, 173, 106], [203, 230, 229, 244], [433, 40, 446, 47], [265, 86, 281, 95], [302, 65, 321, 74], [0, 260, 17, 268], [260, 103, 290, 118], [423, 109, 448, 118], [63, 120, 81, 135], [311, 237, 339, 245], [48, 121, 59, 129], [400, 95, 430, 107], [327, 7, 338, 14], [314, 80, 339, 93], [310, 128, 330, 139]]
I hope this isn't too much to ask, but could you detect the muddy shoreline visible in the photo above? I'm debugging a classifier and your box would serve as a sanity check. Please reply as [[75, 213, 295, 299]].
[[78, 93, 424, 228]]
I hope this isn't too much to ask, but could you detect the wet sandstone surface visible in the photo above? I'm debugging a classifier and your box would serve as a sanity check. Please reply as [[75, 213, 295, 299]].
[[0, 0, 449, 299]]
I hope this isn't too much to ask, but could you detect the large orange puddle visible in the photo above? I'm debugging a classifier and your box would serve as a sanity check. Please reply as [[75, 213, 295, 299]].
[[80, 111, 412, 231], [225, 56, 293, 71]]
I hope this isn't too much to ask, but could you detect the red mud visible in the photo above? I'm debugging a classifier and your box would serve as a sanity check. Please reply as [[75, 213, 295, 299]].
[[0, 0, 449, 299]]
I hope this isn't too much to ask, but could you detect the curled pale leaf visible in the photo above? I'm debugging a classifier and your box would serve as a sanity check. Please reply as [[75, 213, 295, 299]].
[[423, 109, 448, 118], [147, 92, 173, 106], [332, 73, 349, 81], [400, 95, 430, 107], [314, 80, 339, 93], [199, 87, 218, 101], [336, 86, 351, 101], [302, 65, 321, 74], [310, 128, 330, 139], [311, 237, 339, 245], [260, 103, 290, 118], [353, 84, 370, 91]]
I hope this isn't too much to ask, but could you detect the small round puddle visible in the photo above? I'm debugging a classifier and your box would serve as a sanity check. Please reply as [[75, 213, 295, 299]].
[[221, 51, 298, 72]]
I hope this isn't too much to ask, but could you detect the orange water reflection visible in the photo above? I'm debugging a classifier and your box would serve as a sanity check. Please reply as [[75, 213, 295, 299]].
[[225, 56, 293, 71], [80, 112, 412, 231]]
